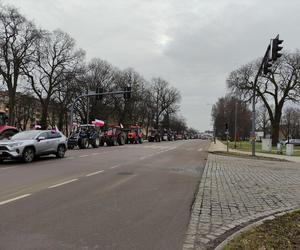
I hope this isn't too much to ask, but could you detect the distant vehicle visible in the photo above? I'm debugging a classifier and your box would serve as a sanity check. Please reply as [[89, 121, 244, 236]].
[[0, 130, 67, 163], [68, 124, 101, 149], [162, 129, 168, 141], [100, 125, 126, 146], [167, 131, 175, 141], [148, 129, 161, 142], [126, 125, 143, 144], [0, 111, 18, 140], [176, 134, 183, 140], [284, 139, 300, 146]]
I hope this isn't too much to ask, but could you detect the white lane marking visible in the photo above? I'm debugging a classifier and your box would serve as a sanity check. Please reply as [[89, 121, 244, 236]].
[[198, 148, 203, 152], [92, 152, 100, 156], [86, 170, 104, 177], [139, 156, 148, 160], [48, 179, 78, 189], [110, 164, 121, 169], [79, 155, 89, 158], [0, 194, 31, 206]]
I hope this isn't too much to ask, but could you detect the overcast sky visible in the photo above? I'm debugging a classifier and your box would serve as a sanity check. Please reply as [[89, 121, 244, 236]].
[[4, 0, 300, 131]]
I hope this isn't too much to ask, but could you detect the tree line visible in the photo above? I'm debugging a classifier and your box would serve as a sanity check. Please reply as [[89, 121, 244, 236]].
[[212, 50, 300, 144], [0, 4, 188, 134]]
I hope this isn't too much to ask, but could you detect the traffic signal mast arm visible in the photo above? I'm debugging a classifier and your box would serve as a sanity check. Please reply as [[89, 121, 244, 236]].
[[70, 88, 132, 127]]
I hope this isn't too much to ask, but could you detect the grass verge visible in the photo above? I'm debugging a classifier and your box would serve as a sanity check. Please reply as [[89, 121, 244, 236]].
[[222, 141, 300, 156], [211, 151, 289, 162], [223, 210, 300, 250]]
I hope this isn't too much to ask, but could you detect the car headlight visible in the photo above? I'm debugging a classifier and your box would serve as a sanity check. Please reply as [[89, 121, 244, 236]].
[[10, 142, 24, 148]]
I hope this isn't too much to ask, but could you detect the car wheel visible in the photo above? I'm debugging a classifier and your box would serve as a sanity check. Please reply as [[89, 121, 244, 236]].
[[23, 147, 35, 163], [56, 145, 66, 158]]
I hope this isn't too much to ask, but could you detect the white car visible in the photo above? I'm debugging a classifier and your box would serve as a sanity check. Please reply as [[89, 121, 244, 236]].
[[0, 130, 68, 163]]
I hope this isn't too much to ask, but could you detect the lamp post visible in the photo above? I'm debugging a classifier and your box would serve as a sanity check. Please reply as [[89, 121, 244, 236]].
[[234, 100, 238, 149]]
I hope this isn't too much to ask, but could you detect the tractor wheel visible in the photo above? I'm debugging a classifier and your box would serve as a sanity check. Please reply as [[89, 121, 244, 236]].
[[92, 137, 100, 148], [79, 138, 89, 149], [113, 138, 118, 146], [119, 135, 125, 145]]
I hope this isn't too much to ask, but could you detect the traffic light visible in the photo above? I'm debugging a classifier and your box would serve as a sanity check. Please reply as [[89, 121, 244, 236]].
[[124, 86, 131, 100], [271, 36, 283, 61], [263, 58, 273, 75], [96, 87, 103, 101]]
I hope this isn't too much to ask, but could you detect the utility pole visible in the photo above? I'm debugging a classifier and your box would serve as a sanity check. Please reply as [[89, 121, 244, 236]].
[[234, 100, 237, 149], [251, 35, 283, 156]]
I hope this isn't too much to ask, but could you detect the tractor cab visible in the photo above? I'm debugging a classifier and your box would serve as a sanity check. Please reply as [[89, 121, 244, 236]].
[[0, 111, 18, 140]]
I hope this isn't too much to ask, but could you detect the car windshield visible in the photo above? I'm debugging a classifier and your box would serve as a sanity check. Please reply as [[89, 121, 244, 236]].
[[11, 130, 40, 140]]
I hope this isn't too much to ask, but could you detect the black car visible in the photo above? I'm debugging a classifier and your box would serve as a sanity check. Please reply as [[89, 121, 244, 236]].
[[68, 125, 101, 149]]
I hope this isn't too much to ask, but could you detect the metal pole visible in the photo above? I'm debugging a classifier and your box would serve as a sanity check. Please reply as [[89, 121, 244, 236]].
[[87, 95, 89, 124], [234, 100, 237, 149], [251, 85, 256, 156], [251, 45, 271, 156]]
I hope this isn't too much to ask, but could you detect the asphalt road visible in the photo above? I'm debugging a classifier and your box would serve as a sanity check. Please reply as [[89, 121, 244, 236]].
[[0, 140, 210, 250]]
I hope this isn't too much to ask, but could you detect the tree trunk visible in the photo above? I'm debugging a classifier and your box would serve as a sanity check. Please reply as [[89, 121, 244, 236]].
[[271, 114, 282, 145], [8, 91, 16, 126], [40, 104, 49, 130]]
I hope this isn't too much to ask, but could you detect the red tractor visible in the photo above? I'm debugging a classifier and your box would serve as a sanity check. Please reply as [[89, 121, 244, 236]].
[[100, 125, 126, 146], [0, 111, 18, 139], [126, 125, 143, 144]]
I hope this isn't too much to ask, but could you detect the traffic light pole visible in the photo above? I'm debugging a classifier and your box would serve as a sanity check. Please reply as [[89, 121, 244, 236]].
[[69, 90, 132, 130], [251, 45, 270, 156]]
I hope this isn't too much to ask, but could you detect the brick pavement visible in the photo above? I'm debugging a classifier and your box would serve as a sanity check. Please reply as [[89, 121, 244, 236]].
[[183, 154, 300, 250]]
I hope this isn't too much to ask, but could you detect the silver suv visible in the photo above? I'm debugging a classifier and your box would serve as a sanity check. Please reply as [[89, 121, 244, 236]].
[[0, 130, 67, 163]]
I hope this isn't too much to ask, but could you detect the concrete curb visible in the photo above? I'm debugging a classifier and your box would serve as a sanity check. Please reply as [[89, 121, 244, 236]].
[[214, 207, 300, 250]]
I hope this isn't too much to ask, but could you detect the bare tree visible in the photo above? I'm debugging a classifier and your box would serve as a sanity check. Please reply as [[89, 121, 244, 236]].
[[227, 51, 300, 144], [211, 95, 251, 140], [281, 106, 300, 140], [25, 29, 85, 129], [151, 77, 181, 128], [256, 104, 271, 138], [0, 5, 39, 125]]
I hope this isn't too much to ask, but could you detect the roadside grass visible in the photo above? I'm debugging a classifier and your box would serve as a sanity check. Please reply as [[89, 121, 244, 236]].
[[222, 141, 300, 156], [211, 151, 288, 162], [223, 210, 300, 250]]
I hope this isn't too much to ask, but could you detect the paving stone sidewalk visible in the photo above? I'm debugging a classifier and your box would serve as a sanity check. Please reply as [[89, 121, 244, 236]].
[[183, 154, 300, 250]]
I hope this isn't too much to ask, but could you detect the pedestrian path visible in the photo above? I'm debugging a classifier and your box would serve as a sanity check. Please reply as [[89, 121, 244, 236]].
[[183, 153, 300, 250], [209, 140, 300, 163]]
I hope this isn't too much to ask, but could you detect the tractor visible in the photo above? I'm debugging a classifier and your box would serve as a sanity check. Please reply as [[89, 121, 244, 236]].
[[0, 111, 18, 140], [148, 129, 161, 142], [68, 124, 101, 149], [100, 125, 126, 146], [126, 125, 143, 144]]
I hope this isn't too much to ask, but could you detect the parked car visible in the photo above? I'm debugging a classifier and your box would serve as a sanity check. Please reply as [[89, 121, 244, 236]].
[[0, 130, 67, 163], [284, 139, 300, 146]]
